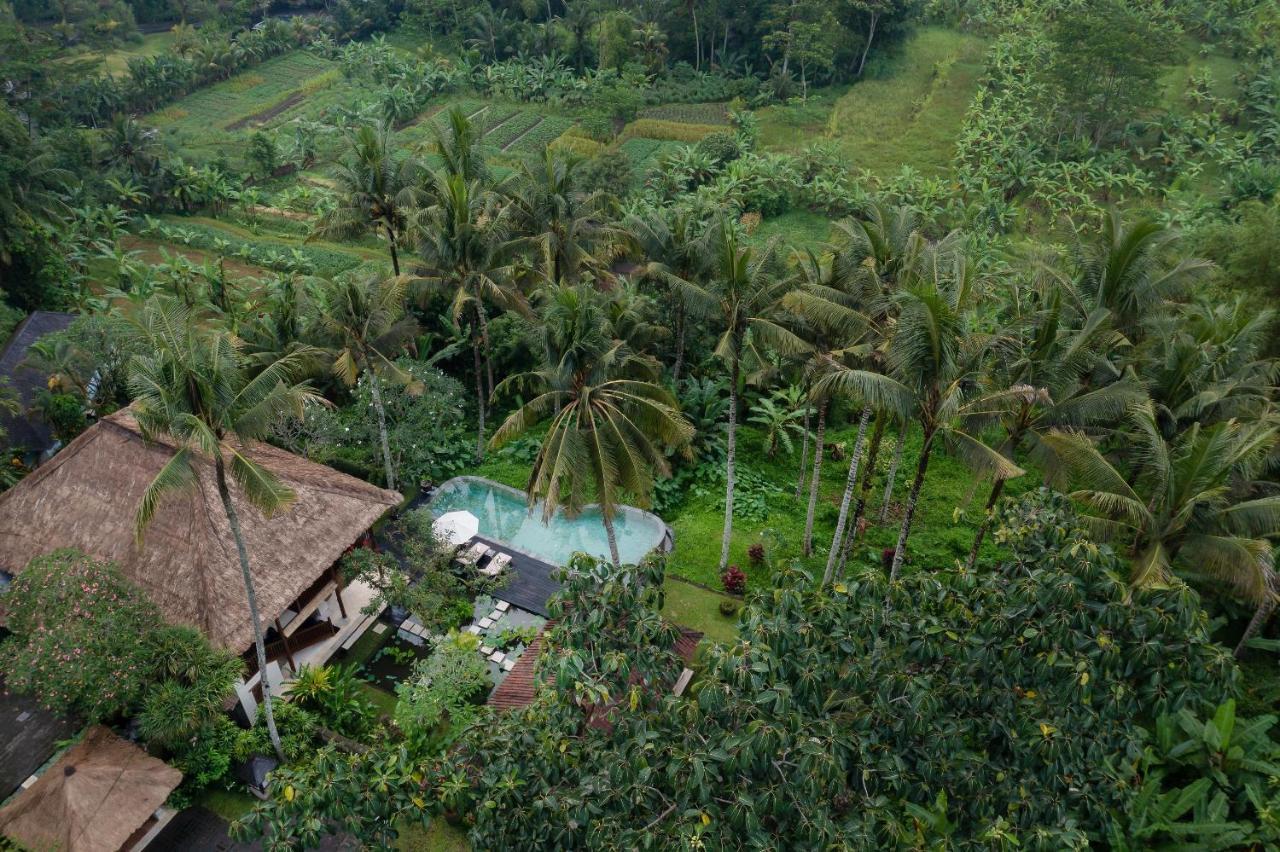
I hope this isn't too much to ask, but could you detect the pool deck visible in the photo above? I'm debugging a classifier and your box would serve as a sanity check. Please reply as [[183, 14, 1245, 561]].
[[478, 535, 562, 618]]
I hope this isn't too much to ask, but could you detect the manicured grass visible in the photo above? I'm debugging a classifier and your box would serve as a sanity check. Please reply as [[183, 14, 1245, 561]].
[[758, 27, 988, 178], [472, 416, 1034, 594], [662, 577, 739, 645], [196, 786, 258, 822], [396, 820, 470, 851]]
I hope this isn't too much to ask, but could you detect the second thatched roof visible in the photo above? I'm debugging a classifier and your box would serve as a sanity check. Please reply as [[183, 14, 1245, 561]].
[[0, 409, 401, 652]]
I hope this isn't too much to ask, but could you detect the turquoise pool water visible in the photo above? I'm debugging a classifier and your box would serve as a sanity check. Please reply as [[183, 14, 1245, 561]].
[[427, 477, 667, 566]]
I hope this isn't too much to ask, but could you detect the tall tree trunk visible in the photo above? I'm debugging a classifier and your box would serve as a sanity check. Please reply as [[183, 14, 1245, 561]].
[[857, 12, 878, 77], [879, 423, 906, 523], [965, 477, 1006, 570], [476, 300, 495, 404], [690, 1, 701, 71], [837, 413, 887, 577], [718, 351, 740, 572], [214, 456, 285, 763], [472, 333, 485, 462], [672, 301, 686, 384], [802, 399, 828, 556], [385, 223, 401, 276], [1235, 595, 1276, 658], [602, 511, 622, 567], [795, 400, 811, 499], [366, 371, 396, 491], [823, 404, 872, 585], [889, 427, 935, 584]]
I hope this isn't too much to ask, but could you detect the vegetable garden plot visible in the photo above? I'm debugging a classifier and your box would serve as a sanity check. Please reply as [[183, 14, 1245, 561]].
[[504, 116, 573, 155], [481, 110, 540, 150], [147, 52, 336, 134]]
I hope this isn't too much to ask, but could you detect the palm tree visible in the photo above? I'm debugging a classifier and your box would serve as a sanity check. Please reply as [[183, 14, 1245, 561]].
[[784, 206, 917, 579], [1042, 403, 1280, 657], [707, 221, 809, 571], [490, 285, 694, 565], [314, 123, 421, 276], [313, 274, 419, 492], [510, 150, 621, 286], [624, 207, 713, 384], [1144, 299, 1279, 431], [962, 296, 1144, 569], [1046, 208, 1213, 343], [431, 105, 489, 185], [414, 172, 526, 459], [815, 243, 1022, 584], [124, 298, 320, 762]]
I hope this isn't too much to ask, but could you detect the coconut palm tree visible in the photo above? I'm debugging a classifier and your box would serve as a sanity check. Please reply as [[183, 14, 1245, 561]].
[[784, 206, 919, 580], [414, 172, 527, 459], [624, 207, 714, 383], [314, 123, 422, 276], [125, 298, 321, 762], [431, 105, 489, 185], [490, 285, 694, 565], [1042, 403, 1280, 657], [707, 221, 809, 572], [961, 295, 1145, 569], [1144, 299, 1279, 431], [510, 150, 622, 286], [815, 243, 1023, 584], [313, 274, 419, 491], [1045, 208, 1213, 344]]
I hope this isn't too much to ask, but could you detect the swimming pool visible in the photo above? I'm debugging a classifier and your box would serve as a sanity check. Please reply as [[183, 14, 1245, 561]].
[[427, 476, 671, 566]]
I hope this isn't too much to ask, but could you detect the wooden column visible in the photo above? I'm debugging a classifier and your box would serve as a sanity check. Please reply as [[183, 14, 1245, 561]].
[[330, 565, 348, 619], [274, 618, 296, 670]]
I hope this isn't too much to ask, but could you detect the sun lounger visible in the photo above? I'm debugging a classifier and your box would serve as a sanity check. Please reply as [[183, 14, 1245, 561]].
[[479, 551, 512, 577]]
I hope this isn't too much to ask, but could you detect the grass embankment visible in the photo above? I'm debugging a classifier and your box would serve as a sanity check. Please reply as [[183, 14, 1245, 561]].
[[757, 26, 989, 178]]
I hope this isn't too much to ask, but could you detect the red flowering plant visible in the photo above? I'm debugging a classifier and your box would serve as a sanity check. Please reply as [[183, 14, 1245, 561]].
[[721, 565, 747, 595], [0, 549, 166, 721]]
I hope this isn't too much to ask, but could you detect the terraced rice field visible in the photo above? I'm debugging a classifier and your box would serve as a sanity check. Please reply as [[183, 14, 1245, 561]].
[[618, 137, 685, 166]]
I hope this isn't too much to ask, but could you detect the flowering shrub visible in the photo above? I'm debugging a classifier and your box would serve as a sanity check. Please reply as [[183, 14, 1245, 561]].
[[721, 565, 747, 595], [0, 549, 167, 721]]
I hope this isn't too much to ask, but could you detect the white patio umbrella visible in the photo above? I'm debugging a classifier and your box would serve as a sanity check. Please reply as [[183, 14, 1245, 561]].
[[433, 510, 480, 546]]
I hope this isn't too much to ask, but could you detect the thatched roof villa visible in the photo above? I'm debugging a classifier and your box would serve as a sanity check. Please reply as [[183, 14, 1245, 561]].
[[0, 409, 401, 714]]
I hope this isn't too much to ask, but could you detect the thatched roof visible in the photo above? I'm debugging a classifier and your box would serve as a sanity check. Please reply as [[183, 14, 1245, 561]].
[[0, 409, 401, 652], [0, 725, 181, 852]]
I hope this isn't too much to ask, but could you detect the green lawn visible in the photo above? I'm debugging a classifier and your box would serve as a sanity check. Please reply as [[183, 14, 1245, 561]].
[[473, 415, 1032, 594], [758, 27, 988, 178], [661, 577, 739, 644]]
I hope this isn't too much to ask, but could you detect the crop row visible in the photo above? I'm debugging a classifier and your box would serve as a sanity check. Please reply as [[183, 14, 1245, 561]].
[[506, 115, 573, 154], [487, 111, 543, 151]]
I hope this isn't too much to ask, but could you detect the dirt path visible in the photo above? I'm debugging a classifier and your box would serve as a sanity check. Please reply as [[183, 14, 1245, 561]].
[[226, 91, 305, 131]]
